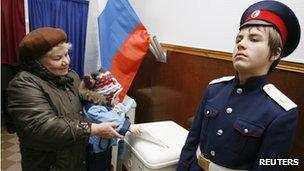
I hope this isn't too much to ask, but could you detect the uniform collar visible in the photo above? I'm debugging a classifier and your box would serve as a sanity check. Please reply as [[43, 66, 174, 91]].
[[234, 75, 268, 91]]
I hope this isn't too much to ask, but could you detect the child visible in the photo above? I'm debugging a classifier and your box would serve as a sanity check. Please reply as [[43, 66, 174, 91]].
[[79, 68, 141, 171], [177, 1, 300, 171]]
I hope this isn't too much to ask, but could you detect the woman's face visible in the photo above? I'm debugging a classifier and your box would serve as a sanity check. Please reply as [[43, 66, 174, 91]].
[[39, 46, 70, 76]]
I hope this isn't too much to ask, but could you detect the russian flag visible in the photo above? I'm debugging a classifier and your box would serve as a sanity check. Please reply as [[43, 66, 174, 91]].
[[98, 0, 150, 100]]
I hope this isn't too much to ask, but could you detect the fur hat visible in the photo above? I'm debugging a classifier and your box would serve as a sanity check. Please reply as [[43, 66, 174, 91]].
[[19, 27, 67, 62], [79, 68, 122, 105]]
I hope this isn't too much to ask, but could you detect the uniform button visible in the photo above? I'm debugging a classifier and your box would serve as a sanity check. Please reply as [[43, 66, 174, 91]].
[[82, 161, 86, 164], [210, 150, 215, 156], [244, 129, 249, 133], [226, 107, 233, 114], [217, 129, 223, 136], [206, 110, 210, 115], [236, 88, 243, 94]]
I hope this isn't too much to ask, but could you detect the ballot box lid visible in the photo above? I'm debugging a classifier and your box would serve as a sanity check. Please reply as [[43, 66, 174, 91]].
[[124, 121, 188, 169]]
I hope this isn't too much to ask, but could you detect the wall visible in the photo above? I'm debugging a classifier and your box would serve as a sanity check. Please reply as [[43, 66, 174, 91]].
[[130, 0, 304, 63]]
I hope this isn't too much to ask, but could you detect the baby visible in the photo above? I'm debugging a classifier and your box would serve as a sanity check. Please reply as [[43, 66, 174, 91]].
[[79, 67, 141, 171]]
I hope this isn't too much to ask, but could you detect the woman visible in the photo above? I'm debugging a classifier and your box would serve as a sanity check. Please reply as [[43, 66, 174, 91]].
[[7, 27, 122, 171]]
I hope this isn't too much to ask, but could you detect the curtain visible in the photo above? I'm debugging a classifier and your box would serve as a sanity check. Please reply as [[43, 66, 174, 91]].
[[1, 0, 26, 65], [28, 0, 89, 76]]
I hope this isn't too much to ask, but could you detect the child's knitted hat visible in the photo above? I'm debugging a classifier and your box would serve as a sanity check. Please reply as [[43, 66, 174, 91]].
[[79, 68, 122, 105]]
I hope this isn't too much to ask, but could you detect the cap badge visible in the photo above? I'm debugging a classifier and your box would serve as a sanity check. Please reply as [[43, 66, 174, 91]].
[[251, 10, 260, 18]]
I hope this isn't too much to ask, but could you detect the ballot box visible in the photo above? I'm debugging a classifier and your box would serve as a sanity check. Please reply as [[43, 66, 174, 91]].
[[122, 121, 188, 171]]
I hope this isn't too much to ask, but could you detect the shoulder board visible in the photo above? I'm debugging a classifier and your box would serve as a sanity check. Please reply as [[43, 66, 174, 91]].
[[263, 84, 297, 111], [209, 76, 235, 85]]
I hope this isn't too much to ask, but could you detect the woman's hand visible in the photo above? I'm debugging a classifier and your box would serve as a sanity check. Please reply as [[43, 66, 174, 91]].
[[129, 124, 142, 136], [90, 122, 123, 138]]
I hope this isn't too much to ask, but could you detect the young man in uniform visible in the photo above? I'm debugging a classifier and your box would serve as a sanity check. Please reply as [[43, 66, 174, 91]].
[[177, 1, 300, 170]]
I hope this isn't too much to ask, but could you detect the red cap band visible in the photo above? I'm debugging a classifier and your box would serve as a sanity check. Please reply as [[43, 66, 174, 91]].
[[245, 10, 288, 45]]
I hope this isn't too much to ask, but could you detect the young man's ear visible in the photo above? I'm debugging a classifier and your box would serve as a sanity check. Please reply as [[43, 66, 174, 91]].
[[271, 47, 282, 61], [271, 56, 279, 61]]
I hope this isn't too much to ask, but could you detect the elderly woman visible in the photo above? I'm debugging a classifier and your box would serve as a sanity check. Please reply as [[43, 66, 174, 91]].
[[7, 27, 122, 171]]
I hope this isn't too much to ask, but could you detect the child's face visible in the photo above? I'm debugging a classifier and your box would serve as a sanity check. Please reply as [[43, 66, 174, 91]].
[[111, 95, 120, 106], [232, 26, 274, 76]]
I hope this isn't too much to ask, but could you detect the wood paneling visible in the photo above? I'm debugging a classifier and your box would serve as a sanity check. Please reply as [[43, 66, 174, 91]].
[[128, 44, 304, 170], [129, 50, 235, 126], [162, 43, 304, 73]]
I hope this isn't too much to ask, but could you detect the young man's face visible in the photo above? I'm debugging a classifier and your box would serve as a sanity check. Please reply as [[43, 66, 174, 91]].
[[232, 27, 273, 76]]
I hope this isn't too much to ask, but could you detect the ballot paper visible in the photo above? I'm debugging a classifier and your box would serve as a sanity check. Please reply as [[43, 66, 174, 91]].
[[136, 126, 169, 148]]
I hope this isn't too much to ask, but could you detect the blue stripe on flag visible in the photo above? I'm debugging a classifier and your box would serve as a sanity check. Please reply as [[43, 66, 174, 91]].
[[98, 0, 141, 69]]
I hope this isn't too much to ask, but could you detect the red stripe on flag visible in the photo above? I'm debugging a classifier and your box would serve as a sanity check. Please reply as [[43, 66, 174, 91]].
[[110, 24, 150, 100]]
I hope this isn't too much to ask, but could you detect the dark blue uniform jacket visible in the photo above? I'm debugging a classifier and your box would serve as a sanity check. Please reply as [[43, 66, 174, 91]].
[[177, 75, 299, 171]]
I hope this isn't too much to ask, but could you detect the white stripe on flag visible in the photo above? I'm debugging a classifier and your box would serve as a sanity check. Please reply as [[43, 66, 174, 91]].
[[84, 0, 107, 75]]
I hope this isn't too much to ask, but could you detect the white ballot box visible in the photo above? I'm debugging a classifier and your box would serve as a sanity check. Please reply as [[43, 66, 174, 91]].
[[122, 121, 188, 171]]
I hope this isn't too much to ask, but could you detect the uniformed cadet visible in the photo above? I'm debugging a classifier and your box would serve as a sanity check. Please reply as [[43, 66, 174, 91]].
[[177, 1, 300, 171]]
